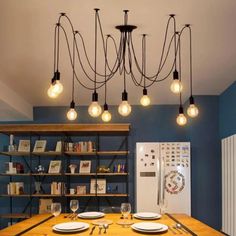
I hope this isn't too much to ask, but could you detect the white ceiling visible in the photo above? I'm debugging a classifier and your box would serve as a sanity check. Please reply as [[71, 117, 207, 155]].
[[0, 0, 235, 110]]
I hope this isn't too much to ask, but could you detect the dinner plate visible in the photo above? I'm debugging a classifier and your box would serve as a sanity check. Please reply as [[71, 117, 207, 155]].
[[78, 211, 105, 219], [133, 212, 161, 220], [131, 222, 168, 233], [53, 222, 89, 232]]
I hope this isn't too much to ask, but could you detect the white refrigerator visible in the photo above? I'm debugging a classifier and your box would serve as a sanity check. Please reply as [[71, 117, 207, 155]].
[[136, 142, 191, 215]]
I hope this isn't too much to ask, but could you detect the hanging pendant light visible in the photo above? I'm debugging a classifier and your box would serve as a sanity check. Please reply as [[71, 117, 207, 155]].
[[186, 25, 199, 118], [170, 70, 182, 94], [140, 88, 151, 107], [88, 92, 102, 117], [67, 100, 77, 120], [102, 104, 112, 122], [176, 105, 187, 126], [118, 91, 132, 116]]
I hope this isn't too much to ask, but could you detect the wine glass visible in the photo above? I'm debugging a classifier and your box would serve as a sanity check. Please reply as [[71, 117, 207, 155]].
[[70, 200, 79, 220], [121, 202, 131, 226], [51, 203, 61, 217]]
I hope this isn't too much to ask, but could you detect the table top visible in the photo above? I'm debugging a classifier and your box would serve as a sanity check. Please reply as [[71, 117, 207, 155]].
[[0, 213, 223, 236]]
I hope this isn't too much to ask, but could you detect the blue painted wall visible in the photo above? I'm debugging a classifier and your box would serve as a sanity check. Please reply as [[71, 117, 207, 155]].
[[0, 96, 222, 230], [219, 81, 236, 139]]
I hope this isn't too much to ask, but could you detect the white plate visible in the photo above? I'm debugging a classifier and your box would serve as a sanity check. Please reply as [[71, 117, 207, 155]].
[[78, 211, 105, 219], [53, 222, 89, 232], [131, 222, 168, 233], [54, 222, 86, 231], [133, 212, 161, 220]]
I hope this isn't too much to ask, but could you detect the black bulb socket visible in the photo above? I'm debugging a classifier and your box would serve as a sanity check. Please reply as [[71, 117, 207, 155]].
[[52, 71, 61, 84], [70, 100, 75, 109], [179, 105, 184, 114], [104, 103, 108, 111], [92, 91, 98, 102], [122, 90, 128, 101], [189, 96, 195, 105], [173, 70, 179, 80], [143, 88, 147, 95]]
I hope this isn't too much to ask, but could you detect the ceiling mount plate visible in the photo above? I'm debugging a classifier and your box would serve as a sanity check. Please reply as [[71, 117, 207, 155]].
[[115, 25, 137, 32]]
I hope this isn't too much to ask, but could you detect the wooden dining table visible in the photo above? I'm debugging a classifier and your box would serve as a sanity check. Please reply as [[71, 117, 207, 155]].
[[0, 213, 224, 236]]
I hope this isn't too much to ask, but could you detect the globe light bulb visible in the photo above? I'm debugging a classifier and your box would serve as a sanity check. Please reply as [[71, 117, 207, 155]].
[[102, 110, 112, 122], [67, 108, 77, 121], [170, 79, 183, 94], [51, 80, 63, 95], [47, 86, 58, 98], [176, 113, 187, 126], [88, 101, 102, 117], [118, 101, 132, 116], [140, 95, 151, 106], [187, 104, 199, 118]]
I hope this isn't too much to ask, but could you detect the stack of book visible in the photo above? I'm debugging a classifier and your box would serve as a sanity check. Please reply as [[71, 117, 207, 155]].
[[50, 182, 66, 195], [7, 182, 24, 195], [64, 141, 96, 152]]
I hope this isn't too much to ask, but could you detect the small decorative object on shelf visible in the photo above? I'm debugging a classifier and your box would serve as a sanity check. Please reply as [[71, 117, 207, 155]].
[[69, 164, 77, 174], [107, 185, 118, 194], [90, 179, 106, 194], [8, 134, 17, 152], [7, 182, 24, 195], [113, 164, 126, 173], [35, 165, 45, 173], [18, 140, 30, 152], [33, 140, 47, 152], [97, 165, 111, 173], [77, 185, 86, 195], [48, 160, 61, 173], [5, 162, 24, 174], [69, 188, 76, 195], [51, 182, 66, 195], [79, 160, 91, 173], [34, 182, 44, 194]]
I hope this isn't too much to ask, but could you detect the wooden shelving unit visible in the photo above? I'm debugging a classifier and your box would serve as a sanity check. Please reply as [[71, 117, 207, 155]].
[[0, 123, 130, 225]]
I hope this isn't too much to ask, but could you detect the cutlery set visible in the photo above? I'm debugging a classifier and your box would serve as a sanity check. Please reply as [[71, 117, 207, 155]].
[[90, 224, 109, 235]]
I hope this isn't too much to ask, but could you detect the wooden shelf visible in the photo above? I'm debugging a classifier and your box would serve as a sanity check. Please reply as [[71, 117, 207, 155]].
[[65, 151, 129, 156], [0, 213, 31, 219], [0, 123, 130, 135], [0, 151, 30, 156], [65, 151, 96, 156], [32, 194, 63, 197], [31, 173, 62, 176], [32, 151, 62, 156], [0, 173, 31, 176], [1, 194, 30, 197], [65, 173, 128, 176], [65, 193, 128, 197]]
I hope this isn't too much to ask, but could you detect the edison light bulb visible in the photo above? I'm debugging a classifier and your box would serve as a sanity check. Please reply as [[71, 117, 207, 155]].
[[88, 102, 102, 117], [170, 79, 183, 94], [102, 110, 112, 122], [140, 95, 151, 106], [187, 104, 199, 118], [47, 86, 58, 98], [67, 108, 77, 121], [118, 101, 132, 116], [51, 80, 63, 95], [176, 113, 187, 126]]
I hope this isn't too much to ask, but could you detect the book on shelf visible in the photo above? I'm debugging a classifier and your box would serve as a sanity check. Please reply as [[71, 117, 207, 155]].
[[7, 182, 24, 195], [48, 160, 61, 173], [33, 140, 47, 152], [50, 182, 66, 195], [76, 185, 86, 195], [64, 141, 96, 152], [18, 140, 30, 152]]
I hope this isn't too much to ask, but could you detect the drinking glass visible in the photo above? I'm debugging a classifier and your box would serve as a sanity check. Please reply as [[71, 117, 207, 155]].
[[70, 200, 79, 219], [51, 203, 61, 217], [121, 203, 131, 219]]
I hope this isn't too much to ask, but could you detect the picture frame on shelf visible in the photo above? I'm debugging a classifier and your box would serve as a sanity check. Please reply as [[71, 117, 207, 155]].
[[90, 178, 106, 194], [33, 140, 47, 153], [55, 141, 62, 152], [77, 185, 86, 195], [79, 160, 91, 173], [39, 198, 53, 214], [18, 140, 30, 152], [48, 160, 61, 173]]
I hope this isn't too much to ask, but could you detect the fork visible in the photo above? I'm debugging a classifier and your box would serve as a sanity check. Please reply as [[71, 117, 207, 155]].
[[89, 225, 96, 235]]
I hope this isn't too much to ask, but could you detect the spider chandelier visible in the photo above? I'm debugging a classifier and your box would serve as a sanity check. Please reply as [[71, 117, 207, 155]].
[[47, 9, 199, 126]]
